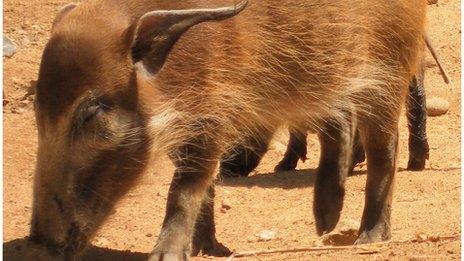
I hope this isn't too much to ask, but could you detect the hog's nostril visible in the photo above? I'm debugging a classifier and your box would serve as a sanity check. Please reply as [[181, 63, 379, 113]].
[[53, 193, 65, 214]]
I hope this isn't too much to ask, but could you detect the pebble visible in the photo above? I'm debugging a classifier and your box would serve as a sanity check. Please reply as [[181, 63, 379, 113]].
[[19, 100, 30, 107], [414, 233, 428, 243], [21, 36, 33, 46], [257, 230, 276, 241], [10, 107, 25, 114], [4, 37, 17, 57], [12, 77, 21, 86], [425, 59, 437, 68], [221, 199, 231, 210], [426, 97, 449, 116]]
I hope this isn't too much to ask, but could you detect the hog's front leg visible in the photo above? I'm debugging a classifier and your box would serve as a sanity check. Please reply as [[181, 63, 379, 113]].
[[191, 186, 231, 257], [150, 140, 220, 261]]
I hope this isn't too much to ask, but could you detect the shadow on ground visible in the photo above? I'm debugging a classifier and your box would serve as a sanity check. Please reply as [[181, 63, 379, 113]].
[[3, 238, 149, 261], [218, 168, 372, 189], [218, 164, 461, 190], [218, 169, 317, 189]]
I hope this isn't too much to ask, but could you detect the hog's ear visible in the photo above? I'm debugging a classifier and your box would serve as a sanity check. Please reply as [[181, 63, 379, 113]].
[[52, 3, 79, 30], [131, 0, 248, 75]]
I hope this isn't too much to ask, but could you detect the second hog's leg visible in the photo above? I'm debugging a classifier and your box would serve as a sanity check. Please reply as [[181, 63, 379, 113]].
[[219, 127, 274, 178], [350, 130, 366, 173], [274, 129, 308, 172], [275, 128, 364, 174]]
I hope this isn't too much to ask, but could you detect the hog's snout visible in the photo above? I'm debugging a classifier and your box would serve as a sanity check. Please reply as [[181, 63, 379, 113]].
[[30, 215, 87, 260]]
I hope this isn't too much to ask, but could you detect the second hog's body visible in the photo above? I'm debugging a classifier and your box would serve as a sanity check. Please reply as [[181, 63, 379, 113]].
[[31, 0, 427, 259]]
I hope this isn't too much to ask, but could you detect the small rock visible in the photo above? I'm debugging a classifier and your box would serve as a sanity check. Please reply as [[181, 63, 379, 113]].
[[11, 107, 25, 114], [21, 36, 33, 46], [426, 97, 449, 116], [257, 230, 276, 241], [414, 233, 428, 243], [146, 233, 153, 238], [428, 234, 440, 242], [425, 59, 437, 68], [221, 199, 231, 210], [4, 37, 17, 57], [19, 100, 31, 108], [427, 0, 438, 4], [12, 77, 21, 85]]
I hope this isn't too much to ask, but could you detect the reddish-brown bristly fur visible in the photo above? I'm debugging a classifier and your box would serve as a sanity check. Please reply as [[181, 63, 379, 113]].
[[139, 0, 427, 159], [31, 0, 427, 259]]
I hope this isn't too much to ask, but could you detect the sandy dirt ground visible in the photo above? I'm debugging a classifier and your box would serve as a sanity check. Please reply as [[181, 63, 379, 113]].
[[3, 0, 461, 260]]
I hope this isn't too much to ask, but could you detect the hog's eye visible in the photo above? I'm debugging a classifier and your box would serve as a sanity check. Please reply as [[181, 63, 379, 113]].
[[72, 98, 112, 138], [82, 104, 103, 126]]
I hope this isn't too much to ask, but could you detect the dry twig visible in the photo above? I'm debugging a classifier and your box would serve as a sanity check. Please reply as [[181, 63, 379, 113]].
[[226, 235, 460, 260]]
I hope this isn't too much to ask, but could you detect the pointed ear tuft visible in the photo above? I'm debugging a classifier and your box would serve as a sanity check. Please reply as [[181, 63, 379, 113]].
[[131, 0, 248, 75], [52, 3, 79, 31]]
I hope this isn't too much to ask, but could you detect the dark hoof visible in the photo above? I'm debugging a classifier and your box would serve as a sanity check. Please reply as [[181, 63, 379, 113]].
[[352, 147, 366, 167], [355, 228, 391, 245], [407, 156, 427, 171], [191, 239, 232, 257], [407, 140, 429, 171], [314, 184, 344, 235], [274, 160, 297, 172]]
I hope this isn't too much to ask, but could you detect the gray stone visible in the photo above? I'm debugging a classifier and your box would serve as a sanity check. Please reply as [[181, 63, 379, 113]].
[[4, 37, 17, 57]]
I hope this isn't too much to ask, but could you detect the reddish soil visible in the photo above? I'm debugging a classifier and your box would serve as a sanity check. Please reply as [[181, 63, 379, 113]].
[[3, 0, 461, 260]]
